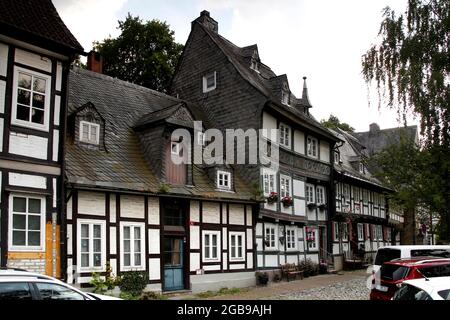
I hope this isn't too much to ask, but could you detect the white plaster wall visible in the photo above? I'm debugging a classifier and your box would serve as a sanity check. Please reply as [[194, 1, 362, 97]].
[[255, 222, 262, 236], [319, 141, 330, 163], [52, 130, 59, 162], [9, 172, 46, 189], [246, 205, 252, 226], [109, 194, 116, 223], [54, 95, 61, 126], [203, 265, 221, 271], [263, 202, 277, 211], [110, 259, 117, 277], [222, 252, 228, 271], [0, 81, 5, 114], [190, 200, 200, 222], [279, 255, 286, 265], [67, 197, 72, 220], [280, 203, 292, 215], [246, 229, 253, 250], [190, 252, 200, 272], [333, 243, 340, 255], [110, 227, 117, 255], [294, 198, 306, 216], [229, 264, 245, 270], [229, 204, 245, 225], [148, 197, 159, 225], [307, 209, 316, 221], [78, 191, 105, 216], [306, 254, 319, 264], [293, 179, 305, 197], [9, 133, 48, 160], [247, 253, 253, 269], [52, 178, 57, 208], [15, 48, 52, 72], [149, 258, 160, 280], [190, 225, 200, 250], [294, 130, 305, 154], [265, 255, 278, 267], [221, 203, 227, 224], [148, 229, 160, 254], [257, 254, 263, 268], [120, 195, 145, 219], [317, 209, 327, 221], [262, 112, 277, 142], [286, 255, 297, 264], [202, 202, 220, 224], [222, 228, 227, 250], [0, 43, 8, 76], [67, 224, 73, 255], [56, 62, 62, 91]]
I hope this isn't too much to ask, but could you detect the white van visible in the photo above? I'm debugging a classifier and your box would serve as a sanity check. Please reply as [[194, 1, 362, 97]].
[[368, 245, 450, 275]]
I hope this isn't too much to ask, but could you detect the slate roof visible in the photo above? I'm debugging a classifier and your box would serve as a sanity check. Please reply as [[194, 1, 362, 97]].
[[66, 67, 256, 202], [195, 22, 339, 142], [331, 128, 390, 190], [354, 124, 418, 157], [0, 0, 84, 54]]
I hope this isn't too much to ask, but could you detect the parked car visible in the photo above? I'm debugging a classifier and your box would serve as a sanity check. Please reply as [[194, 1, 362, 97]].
[[392, 276, 450, 300], [367, 245, 450, 275], [0, 268, 121, 300], [370, 256, 450, 300]]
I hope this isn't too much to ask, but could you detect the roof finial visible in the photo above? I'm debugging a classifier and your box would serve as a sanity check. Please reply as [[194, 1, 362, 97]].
[[301, 76, 312, 108]]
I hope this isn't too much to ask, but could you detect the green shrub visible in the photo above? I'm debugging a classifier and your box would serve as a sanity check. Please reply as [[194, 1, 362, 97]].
[[139, 291, 167, 300], [118, 271, 149, 296]]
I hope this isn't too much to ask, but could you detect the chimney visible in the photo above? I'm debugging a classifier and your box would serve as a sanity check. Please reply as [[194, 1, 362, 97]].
[[369, 123, 380, 133], [87, 50, 103, 73], [192, 10, 218, 33]]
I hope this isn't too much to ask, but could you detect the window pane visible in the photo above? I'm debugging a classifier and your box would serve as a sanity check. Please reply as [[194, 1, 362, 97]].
[[134, 227, 141, 239], [18, 73, 32, 89], [123, 226, 130, 239], [206, 75, 215, 88], [205, 234, 210, 247], [16, 104, 30, 121], [134, 240, 141, 253], [81, 253, 89, 267], [13, 197, 26, 213], [124, 253, 130, 266], [13, 214, 26, 229], [28, 215, 41, 231], [28, 198, 41, 213], [36, 283, 85, 301], [81, 239, 89, 253], [81, 224, 89, 238], [31, 108, 44, 124], [93, 239, 101, 252], [12, 231, 26, 245], [231, 246, 236, 258], [82, 124, 89, 141], [0, 283, 32, 300], [93, 225, 101, 238], [90, 126, 98, 142], [28, 231, 40, 246], [33, 78, 46, 93], [124, 239, 130, 252], [17, 89, 30, 105], [32, 93, 45, 109], [93, 254, 101, 267], [212, 234, 217, 246], [134, 254, 141, 266]]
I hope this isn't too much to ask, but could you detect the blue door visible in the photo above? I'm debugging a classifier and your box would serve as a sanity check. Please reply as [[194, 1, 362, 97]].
[[164, 238, 184, 291]]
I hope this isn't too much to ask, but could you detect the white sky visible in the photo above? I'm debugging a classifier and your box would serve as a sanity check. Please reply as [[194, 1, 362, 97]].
[[52, 0, 420, 132]]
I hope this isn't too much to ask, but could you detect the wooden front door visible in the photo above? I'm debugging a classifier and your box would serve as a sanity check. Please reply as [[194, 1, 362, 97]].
[[163, 237, 185, 291]]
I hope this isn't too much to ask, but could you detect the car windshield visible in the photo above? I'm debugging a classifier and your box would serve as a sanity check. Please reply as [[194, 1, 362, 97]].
[[375, 249, 401, 265], [381, 264, 409, 281], [438, 289, 450, 300], [419, 264, 450, 278]]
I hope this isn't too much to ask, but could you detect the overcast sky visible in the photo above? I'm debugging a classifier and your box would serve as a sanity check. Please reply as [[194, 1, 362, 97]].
[[53, 0, 420, 132]]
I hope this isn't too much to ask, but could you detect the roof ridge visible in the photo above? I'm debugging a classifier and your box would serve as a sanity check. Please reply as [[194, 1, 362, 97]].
[[73, 67, 182, 103]]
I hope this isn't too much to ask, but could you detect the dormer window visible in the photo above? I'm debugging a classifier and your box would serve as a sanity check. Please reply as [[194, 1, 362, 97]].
[[250, 59, 259, 72], [359, 162, 365, 174], [281, 90, 289, 105], [307, 136, 318, 158], [217, 170, 231, 190], [334, 151, 341, 165], [203, 72, 216, 93], [80, 121, 100, 145]]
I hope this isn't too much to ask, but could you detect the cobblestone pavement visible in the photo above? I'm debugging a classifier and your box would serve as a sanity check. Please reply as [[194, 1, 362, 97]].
[[269, 277, 370, 300]]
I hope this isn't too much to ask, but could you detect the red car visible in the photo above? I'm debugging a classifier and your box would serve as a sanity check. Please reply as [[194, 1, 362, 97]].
[[370, 256, 450, 300]]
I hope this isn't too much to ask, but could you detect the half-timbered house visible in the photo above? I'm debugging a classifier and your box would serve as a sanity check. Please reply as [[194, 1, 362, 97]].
[[65, 65, 258, 293], [0, 0, 83, 276], [171, 11, 341, 276]]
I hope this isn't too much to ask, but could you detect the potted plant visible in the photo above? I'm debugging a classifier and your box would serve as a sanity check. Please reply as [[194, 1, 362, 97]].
[[281, 196, 293, 207], [255, 272, 269, 286], [307, 202, 317, 209], [266, 192, 278, 204], [318, 203, 326, 210]]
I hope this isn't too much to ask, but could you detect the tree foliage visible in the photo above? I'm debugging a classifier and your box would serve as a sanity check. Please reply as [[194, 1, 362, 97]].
[[94, 14, 184, 92], [362, 0, 449, 146], [320, 114, 355, 132]]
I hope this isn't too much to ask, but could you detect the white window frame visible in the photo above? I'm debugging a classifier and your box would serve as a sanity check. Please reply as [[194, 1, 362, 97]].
[[11, 67, 51, 131], [305, 184, 315, 203], [377, 225, 383, 241], [333, 222, 340, 241], [250, 59, 259, 72], [262, 169, 276, 196], [264, 224, 278, 250], [316, 186, 325, 205], [280, 174, 291, 198], [229, 231, 245, 262], [79, 121, 100, 145], [217, 170, 231, 190], [202, 72, 217, 93], [281, 90, 289, 105], [286, 227, 297, 251], [307, 136, 318, 158], [359, 162, 365, 174], [306, 227, 318, 251], [334, 151, 340, 164], [279, 123, 291, 148], [202, 230, 221, 262], [77, 219, 106, 273], [342, 223, 349, 241], [8, 194, 46, 252], [120, 222, 145, 271], [357, 223, 364, 241]]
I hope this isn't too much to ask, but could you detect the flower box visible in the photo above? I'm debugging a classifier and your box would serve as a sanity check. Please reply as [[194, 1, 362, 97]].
[[307, 202, 317, 209], [281, 196, 293, 207], [318, 203, 326, 210], [266, 192, 278, 204]]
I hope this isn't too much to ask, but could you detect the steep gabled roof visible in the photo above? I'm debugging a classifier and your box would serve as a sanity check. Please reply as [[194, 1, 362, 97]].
[[0, 0, 84, 54], [66, 68, 255, 202]]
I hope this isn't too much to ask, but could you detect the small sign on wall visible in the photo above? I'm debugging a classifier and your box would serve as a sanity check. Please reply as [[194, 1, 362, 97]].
[[196, 269, 204, 275]]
